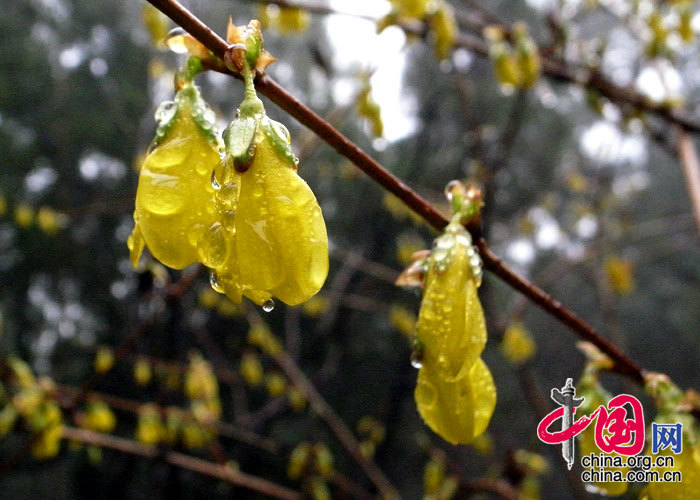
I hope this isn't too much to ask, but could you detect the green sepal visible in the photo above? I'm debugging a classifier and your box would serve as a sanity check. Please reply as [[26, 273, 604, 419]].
[[151, 82, 221, 150], [224, 116, 258, 172]]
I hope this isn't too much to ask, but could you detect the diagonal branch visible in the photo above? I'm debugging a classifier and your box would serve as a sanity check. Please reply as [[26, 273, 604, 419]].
[[144, 0, 645, 383], [60, 427, 301, 500]]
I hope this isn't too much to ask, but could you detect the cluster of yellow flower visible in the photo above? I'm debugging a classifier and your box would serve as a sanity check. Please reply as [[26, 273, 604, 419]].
[[0, 195, 68, 235], [129, 23, 329, 310], [397, 181, 495, 445], [246, 324, 306, 410], [485, 23, 541, 92], [378, 0, 457, 60], [288, 442, 334, 500], [356, 415, 386, 459], [0, 358, 64, 459], [422, 450, 459, 500], [135, 354, 221, 449]]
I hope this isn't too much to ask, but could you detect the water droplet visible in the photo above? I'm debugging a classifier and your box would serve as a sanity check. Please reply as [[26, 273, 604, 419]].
[[155, 101, 177, 125], [209, 270, 224, 293], [410, 340, 424, 369], [187, 223, 205, 246], [202, 108, 216, 124], [444, 180, 463, 202], [272, 121, 291, 144], [165, 28, 188, 53], [262, 298, 275, 312], [217, 182, 238, 209], [211, 168, 221, 190], [197, 223, 229, 268]]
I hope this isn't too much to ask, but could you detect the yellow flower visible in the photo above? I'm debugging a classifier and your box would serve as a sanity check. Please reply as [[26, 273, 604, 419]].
[[416, 223, 486, 382], [302, 295, 329, 317], [604, 255, 634, 295], [83, 401, 116, 434], [14, 203, 34, 229], [408, 182, 495, 445], [240, 352, 264, 387], [136, 404, 164, 445], [94, 346, 114, 374], [184, 354, 218, 401], [265, 372, 287, 397], [500, 321, 536, 365], [128, 69, 221, 270], [206, 37, 328, 306], [643, 445, 700, 500], [276, 7, 310, 34], [431, 1, 457, 60]]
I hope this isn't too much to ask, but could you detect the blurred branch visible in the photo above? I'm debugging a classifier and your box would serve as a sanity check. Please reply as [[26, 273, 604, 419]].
[[244, 307, 401, 499], [676, 129, 700, 238], [145, 0, 647, 384], [60, 427, 301, 500]]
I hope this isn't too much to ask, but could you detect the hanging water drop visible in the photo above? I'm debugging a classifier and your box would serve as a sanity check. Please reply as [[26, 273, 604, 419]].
[[211, 168, 221, 190], [209, 270, 224, 293], [410, 339, 424, 369], [262, 298, 275, 312]]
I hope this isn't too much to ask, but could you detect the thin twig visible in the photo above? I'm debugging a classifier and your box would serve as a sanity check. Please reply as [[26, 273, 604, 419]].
[[244, 307, 400, 499], [60, 427, 301, 500]]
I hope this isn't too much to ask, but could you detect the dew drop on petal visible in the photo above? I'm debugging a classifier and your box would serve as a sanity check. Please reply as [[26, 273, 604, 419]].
[[211, 168, 221, 190], [209, 270, 224, 294], [262, 298, 275, 312], [154, 101, 176, 125], [410, 339, 424, 369]]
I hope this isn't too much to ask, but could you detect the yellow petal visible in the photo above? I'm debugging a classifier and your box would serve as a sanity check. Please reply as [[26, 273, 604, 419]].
[[416, 227, 486, 382], [230, 124, 328, 305], [133, 87, 220, 269], [415, 357, 495, 445]]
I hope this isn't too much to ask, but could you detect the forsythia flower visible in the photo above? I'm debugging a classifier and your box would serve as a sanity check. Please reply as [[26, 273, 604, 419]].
[[430, 1, 457, 61], [400, 181, 495, 445], [500, 321, 536, 366], [82, 401, 116, 434], [356, 77, 383, 138], [604, 255, 634, 295], [206, 22, 328, 307], [128, 57, 221, 270], [129, 24, 328, 308]]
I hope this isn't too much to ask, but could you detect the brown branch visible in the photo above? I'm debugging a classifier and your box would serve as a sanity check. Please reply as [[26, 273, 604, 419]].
[[60, 427, 301, 500], [676, 129, 700, 238], [145, 0, 645, 384]]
